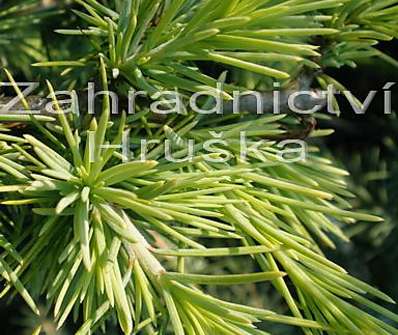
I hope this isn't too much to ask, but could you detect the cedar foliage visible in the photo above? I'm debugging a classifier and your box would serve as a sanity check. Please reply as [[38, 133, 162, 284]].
[[0, 1, 398, 334]]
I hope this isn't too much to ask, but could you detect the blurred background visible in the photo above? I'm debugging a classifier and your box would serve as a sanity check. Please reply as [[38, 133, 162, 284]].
[[0, 2, 397, 333]]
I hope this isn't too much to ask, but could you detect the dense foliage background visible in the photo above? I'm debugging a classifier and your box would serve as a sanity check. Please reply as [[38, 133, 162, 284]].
[[0, 1, 397, 334]]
